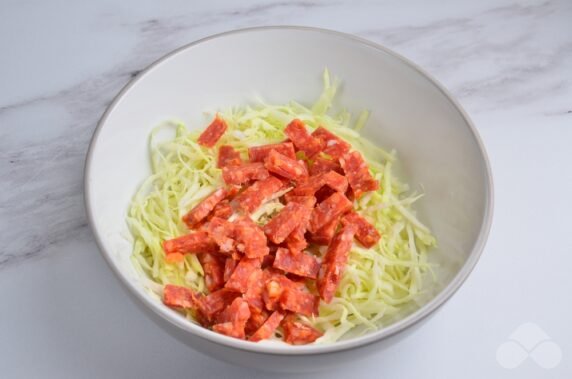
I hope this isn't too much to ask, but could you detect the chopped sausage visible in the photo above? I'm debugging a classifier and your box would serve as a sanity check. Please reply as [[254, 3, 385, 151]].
[[234, 176, 284, 213], [198, 289, 241, 322], [317, 224, 358, 303], [341, 212, 381, 248], [273, 247, 320, 279], [209, 199, 233, 220], [282, 318, 323, 345], [284, 119, 323, 158], [292, 171, 348, 196], [235, 217, 269, 258], [222, 162, 269, 185], [217, 145, 242, 168], [279, 287, 319, 317], [248, 142, 296, 162], [339, 151, 379, 198], [212, 297, 251, 339], [163, 284, 201, 309], [224, 257, 262, 293], [207, 217, 236, 253], [243, 268, 265, 312], [162, 231, 218, 255], [308, 192, 352, 233], [245, 309, 270, 336], [263, 202, 307, 244], [307, 215, 340, 245], [198, 253, 226, 292], [182, 188, 228, 228], [311, 127, 351, 159], [223, 257, 238, 282], [249, 311, 286, 342], [310, 155, 343, 176], [198, 115, 227, 147], [264, 150, 308, 182]]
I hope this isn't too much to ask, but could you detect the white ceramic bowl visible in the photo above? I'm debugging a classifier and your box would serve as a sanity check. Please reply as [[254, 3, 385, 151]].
[[85, 27, 493, 372]]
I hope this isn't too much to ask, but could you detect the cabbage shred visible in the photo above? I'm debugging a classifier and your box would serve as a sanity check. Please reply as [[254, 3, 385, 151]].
[[128, 70, 436, 343]]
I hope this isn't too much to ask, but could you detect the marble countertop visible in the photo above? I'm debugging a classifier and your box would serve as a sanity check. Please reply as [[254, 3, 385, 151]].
[[1, 0, 571, 378]]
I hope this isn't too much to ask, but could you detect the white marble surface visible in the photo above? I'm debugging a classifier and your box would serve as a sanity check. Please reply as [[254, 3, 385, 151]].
[[1, 0, 571, 377]]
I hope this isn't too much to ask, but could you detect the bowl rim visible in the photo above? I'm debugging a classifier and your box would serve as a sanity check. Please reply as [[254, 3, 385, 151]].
[[84, 25, 494, 356]]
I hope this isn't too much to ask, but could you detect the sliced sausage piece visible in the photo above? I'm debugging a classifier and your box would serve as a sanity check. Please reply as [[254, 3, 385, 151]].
[[249, 311, 286, 342], [243, 269, 265, 312], [311, 126, 351, 159], [182, 188, 228, 228], [308, 192, 352, 233], [222, 162, 269, 185], [310, 155, 343, 176], [235, 217, 269, 258], [223, 257, 238, 282], [224, 257, 262, 293], [245, 309, 270, 336], [162, 231, 218, 255], [263, 202, 307, 244], [292, 171, 347, 196], [282, 318, 323, 345], [248, 142, 296, 162], [217, 145, 242, 168], [264, 150, 308, 182], [163, 284, 201, 309], [198, 114, 227, 147], [209, 199, 233, 220], [198, 289, 241, 322], [207, 217, 236, 253], [198, 253, 226, 292], [279, 286, 319, 317], [284, 119, 323, 158], [234, 176, 284, 213], [341, 212, 381, 248], [307, 215, 340, 246], [212, 297, 251, 339], [339, 151, 379, 199], [317, 224, 358, 303], [273, 247, 320, 279]]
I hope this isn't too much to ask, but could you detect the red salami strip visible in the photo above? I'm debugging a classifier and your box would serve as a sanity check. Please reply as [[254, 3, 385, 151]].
[[182, 188, 227, 228], [198, 289, 241, 322], [248, 142, 296, 162], [285, 119, 323, 158], [223, 258, 237, 282], [310, 155, 343, 176], [235, 217, 269, 258], [225, 257, 262, 293], [282, 318, 323, 345], [209, 200, 233, 220], [234, 176, 284, 213], [282, 196, 315, 251], [341, 212, 381, 248], [249, 311, 286, 342], [263, 202, 307, 244], [207, 217, 236, 253], [273, 248, 320, 279], [339, 151, 379, 198], [311, 127, 351, 159], [262, 276, 285, 311], [264, 150, 308, 182], [245, 309, 270, 336], [212, 297, 251, 339], [217, 145, 242, 168], [163, 231, 218, 255], [243, 268, 265, 312], [279, 287, 319, 317], [222, 162, 269, 185], [163, 284, 201, 309], [308, 215, 340, 245], [198, 115, 227, 147], [285, 225, 307, 252], [308, 192, 352, 233], [198, 253, 225, 292], [317, 224, 358, 303], [292, 171, 347, 196]]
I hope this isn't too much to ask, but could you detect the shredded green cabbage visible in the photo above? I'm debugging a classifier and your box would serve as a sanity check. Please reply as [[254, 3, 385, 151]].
[[128, 69, 436, 343]]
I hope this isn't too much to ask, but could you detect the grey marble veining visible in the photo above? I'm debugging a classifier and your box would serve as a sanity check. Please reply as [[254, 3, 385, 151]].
[[1, 1, 571, 377]]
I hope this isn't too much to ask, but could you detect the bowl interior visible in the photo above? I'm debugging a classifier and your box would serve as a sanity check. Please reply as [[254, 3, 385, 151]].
[[86, 27, 491, 353]]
